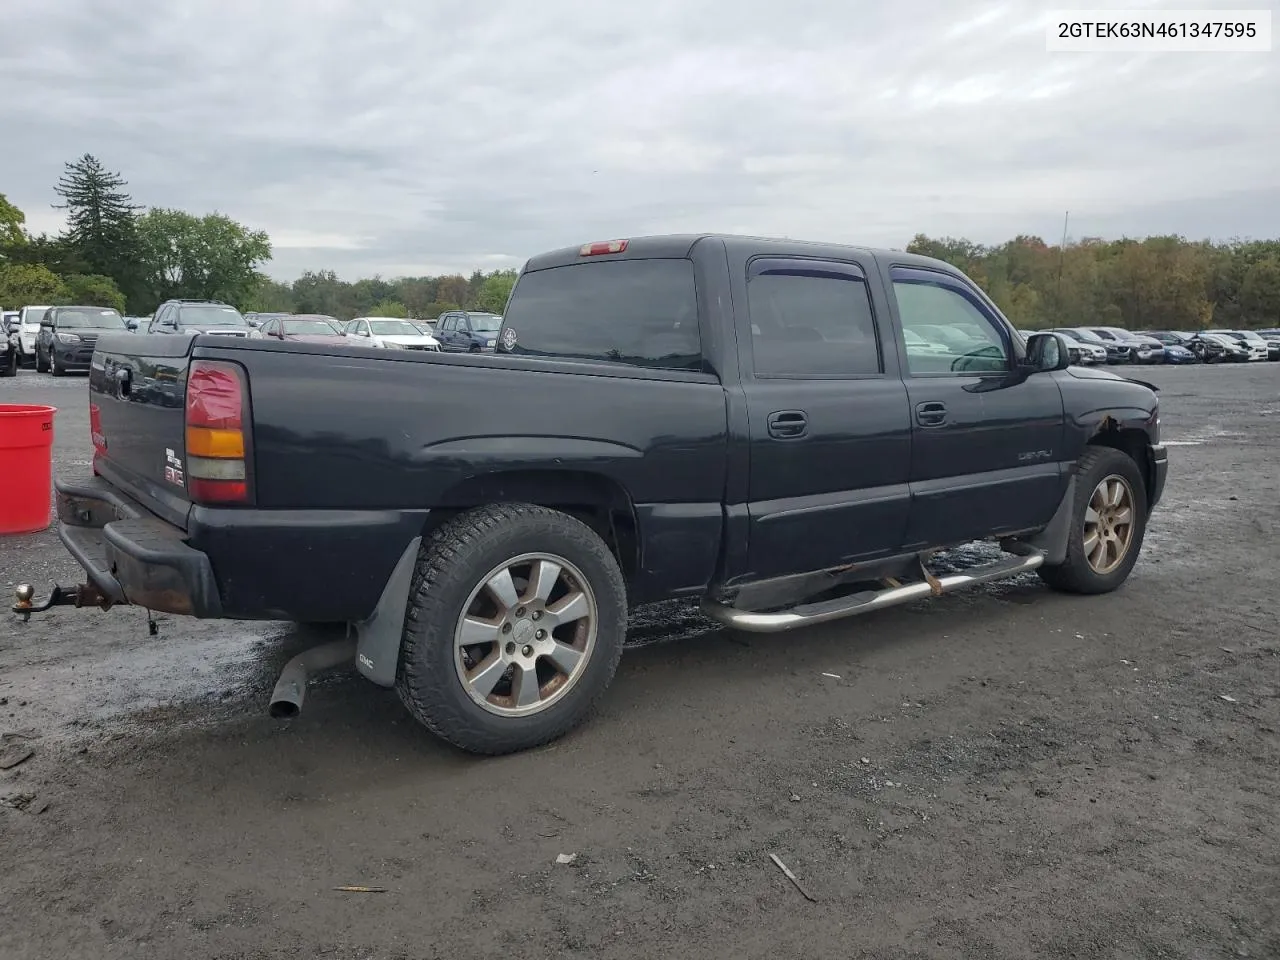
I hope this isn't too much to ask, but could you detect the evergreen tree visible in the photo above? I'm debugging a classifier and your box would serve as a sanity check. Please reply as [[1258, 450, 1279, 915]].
[[52, 154, 142, 305]]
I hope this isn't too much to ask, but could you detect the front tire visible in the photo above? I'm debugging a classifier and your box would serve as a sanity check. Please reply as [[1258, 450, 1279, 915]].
[[1038, 446, 1148, 595], [35, 348, 49, 373], [50, 352, 64, 377], [396, 503, 627, 755]]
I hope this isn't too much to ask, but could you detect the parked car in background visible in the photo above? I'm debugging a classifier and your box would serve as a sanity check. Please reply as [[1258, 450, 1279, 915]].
[[343, 316, 441, 351], [1088, 327, 1161, 364], [1175, 332, 1229, 363], [1049, 327, 1128, 364], [1153, 339, 1198, 364], [1, 312, 19, 377], [242, 311, 289, 329], [434, 311, 504, 352], [34, 305, 127, 375], [410, 318, 435, 335], [147, 301, 253, 338], [1206, 329, 1269, 361], [1197, 332, 1251, 362], [903, 328, 952, 358], [1061, 333, 1107, 365], [16, 305, 51, 366], [1038, 330, 1104, 365], [251, 314, 348, 344], [1226, 330, 1278, 361]]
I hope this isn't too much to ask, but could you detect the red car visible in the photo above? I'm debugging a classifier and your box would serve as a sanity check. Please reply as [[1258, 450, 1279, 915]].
[[252, 314, 348, 344]]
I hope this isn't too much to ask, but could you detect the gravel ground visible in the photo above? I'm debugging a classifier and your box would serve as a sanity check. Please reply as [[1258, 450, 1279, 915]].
[[1, 363, 1278, 960]]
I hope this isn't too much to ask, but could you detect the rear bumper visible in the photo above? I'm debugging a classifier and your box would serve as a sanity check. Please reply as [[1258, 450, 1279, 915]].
[[54, 475, 426, 621], [1148, 443, 1168, 512], [56, 477, 224, 616]]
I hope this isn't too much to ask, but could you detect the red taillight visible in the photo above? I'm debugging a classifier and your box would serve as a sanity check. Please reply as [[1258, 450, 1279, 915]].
[[89, 402, 106, 457], [579, 239, 628, 256], [185, 360, 250, 504]]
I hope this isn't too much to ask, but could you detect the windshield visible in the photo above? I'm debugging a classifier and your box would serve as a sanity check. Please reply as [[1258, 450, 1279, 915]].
[[368, 320, 421, 336], [54, 307, 125, 329], [283, 318, 342, 336], [468, 314, 502, 333], [183, 305, 246, 327], [1237, 331, 1264, 342]]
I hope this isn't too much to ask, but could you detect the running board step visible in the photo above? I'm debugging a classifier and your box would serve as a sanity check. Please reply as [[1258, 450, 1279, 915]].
[[700, 544, 1046, 633]]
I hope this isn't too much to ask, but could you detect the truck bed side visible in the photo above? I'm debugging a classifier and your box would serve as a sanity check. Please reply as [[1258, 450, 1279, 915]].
[[86, 335, 730, 617]]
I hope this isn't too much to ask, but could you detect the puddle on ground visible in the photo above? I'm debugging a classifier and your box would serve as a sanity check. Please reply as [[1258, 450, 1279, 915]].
[[0, 617, 288, 743]]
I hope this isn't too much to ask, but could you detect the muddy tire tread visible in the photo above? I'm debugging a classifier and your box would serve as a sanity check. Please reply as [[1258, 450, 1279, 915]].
[[1037, 445, 1148, 595], [395, 503, 626, 755]]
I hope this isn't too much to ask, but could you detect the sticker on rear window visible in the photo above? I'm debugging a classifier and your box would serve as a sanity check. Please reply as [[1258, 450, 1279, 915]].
[[499, 327, 517, 351]]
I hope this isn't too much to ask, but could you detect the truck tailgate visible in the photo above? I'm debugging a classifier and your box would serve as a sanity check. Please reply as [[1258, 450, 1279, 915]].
[[90, 332, 197, 530]]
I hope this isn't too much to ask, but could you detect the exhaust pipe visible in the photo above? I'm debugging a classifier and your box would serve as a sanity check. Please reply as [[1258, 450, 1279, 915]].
[[268, 638, 358, 719]]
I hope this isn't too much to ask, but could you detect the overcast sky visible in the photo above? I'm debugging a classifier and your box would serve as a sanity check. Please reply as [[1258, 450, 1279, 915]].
[[2, 0, 1276, 281]]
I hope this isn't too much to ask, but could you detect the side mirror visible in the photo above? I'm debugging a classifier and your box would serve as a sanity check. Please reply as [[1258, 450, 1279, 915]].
[[1025, 332, 1071, 372], [40, 320, 53, 329]]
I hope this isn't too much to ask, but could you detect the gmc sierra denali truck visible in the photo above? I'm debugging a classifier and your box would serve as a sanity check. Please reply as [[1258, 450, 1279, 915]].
[[13, 234, 1168, 755]]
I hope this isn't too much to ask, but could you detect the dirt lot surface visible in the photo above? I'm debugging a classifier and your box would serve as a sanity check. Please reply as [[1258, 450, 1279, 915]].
[[1, 364, 1278, 960]]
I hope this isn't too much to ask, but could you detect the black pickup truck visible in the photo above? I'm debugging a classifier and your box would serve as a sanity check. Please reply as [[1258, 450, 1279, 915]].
[[13, 234, 1168, 755]]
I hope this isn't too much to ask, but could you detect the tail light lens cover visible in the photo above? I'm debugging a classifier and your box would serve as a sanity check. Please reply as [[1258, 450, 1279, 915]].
[[185, 360, 252, 505]]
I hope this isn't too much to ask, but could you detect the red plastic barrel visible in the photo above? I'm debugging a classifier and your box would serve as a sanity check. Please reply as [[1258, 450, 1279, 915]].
[[0, 404, 57, 535]]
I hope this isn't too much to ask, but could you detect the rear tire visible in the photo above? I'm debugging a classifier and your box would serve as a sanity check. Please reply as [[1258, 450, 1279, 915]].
[[1038, 446, 1148, 595], [0, 351, 16, 377], [396, 503, 627, 755]]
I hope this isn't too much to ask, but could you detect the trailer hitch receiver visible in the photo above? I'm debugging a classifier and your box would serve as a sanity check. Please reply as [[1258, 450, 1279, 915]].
[[12, 581, 116, 622]]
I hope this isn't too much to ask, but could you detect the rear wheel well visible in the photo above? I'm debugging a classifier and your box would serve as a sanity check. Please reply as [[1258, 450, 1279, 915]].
[[1087, 425, 1151, 507], [421, 470, 638, 584]]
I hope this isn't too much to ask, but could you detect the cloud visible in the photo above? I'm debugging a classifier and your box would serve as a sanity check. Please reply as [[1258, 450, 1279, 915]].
[[0, 0, 1275, 281]]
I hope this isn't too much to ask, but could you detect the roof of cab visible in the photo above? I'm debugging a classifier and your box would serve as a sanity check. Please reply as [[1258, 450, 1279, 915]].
[[521, 233, 961, 275]]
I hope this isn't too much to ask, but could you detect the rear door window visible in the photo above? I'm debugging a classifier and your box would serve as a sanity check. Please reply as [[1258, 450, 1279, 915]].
[[746, 260, 883, 377], [499, 259, 701, 371]]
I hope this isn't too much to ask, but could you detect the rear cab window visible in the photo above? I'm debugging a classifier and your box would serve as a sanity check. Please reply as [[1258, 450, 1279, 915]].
[[498, 259, 702, 371]]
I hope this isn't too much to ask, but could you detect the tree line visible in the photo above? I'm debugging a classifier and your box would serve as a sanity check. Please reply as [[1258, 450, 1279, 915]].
[[907, 233, 1280, 331], [0, 153, 517, 319], [4, 153, 1277, 330]]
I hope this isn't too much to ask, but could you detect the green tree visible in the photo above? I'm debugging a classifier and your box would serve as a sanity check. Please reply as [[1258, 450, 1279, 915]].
[[423, 300, 461, 318], [61, 274, 127, 312], [292, 269, 349, 317], [0, 262, 67, 307], [1239, 256, 1280, 326], [52, 154, 142, 303], [436, 274, 470, 308], [474, 270, 517, 313], [0, 193, 27, 247], [136, 208, 271, 309], [243, 276, 296, 313], [368, 299, 408, 317]]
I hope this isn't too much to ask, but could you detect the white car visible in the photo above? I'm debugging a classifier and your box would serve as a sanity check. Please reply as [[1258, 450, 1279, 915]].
[[343, 317, 441, 351], [17, 305, 51, 364]]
